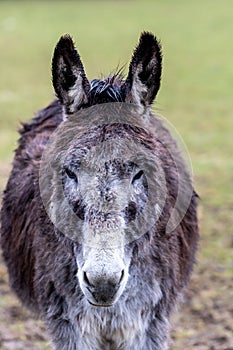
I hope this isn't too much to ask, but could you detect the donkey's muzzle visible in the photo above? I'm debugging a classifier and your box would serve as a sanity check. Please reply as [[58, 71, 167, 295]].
[[83, 270, 124, 306]]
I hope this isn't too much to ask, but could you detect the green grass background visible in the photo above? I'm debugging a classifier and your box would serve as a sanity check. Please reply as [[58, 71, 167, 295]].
[[0, 0, 232, 347]]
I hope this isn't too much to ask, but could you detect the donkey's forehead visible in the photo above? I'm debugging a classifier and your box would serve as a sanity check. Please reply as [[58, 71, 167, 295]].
[[65, 157, 137, 178], [102, 159, 136, 176]]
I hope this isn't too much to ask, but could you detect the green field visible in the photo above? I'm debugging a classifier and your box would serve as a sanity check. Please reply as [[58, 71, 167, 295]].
[[0, 1, 232, 349]]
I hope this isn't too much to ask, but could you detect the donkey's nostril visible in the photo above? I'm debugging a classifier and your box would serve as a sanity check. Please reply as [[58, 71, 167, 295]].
[[119, 269, 124, 284], [83, 269, 125, 288], [83, 271, 93, 287]]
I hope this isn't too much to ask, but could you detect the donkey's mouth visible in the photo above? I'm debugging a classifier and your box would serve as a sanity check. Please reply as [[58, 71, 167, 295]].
[[87, 300, 114, 307], [86, 286, 119, 307], [86, 295, 116, 307]]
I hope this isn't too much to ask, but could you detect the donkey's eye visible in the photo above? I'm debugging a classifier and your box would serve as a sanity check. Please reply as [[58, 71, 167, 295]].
[[65, 167, 78, 182], [131, 170, 144, 184]]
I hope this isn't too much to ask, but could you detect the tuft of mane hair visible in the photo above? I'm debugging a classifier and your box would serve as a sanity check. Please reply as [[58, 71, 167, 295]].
[[88, 69, 125, 105]]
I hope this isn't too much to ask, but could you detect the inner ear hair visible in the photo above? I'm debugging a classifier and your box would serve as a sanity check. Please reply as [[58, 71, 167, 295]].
[[52, 34, 90, 114], [122, 32, 162, 106]]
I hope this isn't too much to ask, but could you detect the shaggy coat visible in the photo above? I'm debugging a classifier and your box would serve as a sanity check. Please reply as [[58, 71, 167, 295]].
[[1, 33, 199, 350]]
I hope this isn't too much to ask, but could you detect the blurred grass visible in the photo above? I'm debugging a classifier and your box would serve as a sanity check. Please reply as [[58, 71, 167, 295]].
[[0, 0, 233, 348]]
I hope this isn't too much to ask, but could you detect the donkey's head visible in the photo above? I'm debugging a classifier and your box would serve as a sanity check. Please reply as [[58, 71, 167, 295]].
[[50, 32, 162, 306]]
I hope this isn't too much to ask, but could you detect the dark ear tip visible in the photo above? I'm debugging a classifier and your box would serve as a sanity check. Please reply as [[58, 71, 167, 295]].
[[55, 34, 75, 52], [139, 32, 162, 57], [139, 31, 162, 51]]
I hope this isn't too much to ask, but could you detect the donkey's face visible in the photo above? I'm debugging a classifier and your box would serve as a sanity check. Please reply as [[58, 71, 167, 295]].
[[63, 155, 148, 306], [51, 32, 162, 306]]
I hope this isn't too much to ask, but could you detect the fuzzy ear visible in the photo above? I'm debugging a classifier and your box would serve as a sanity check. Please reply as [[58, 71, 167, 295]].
[[52, 34, 90, 114], [122, 32, 162, 107]]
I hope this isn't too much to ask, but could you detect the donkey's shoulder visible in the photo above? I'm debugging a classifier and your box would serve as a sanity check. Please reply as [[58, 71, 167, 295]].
[[20, 99, 63, 137], [15, 99, 63, 159]]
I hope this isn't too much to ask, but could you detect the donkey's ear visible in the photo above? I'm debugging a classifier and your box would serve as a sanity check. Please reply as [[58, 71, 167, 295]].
[[52, 34, 90, 114], [122, 32, 162, 107]]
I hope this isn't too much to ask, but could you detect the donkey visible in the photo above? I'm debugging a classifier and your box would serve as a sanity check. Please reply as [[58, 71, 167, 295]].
[[1, 32, 199, 350]]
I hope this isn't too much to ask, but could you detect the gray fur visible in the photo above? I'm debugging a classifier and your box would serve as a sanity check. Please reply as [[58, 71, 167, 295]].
[[0, 32, 199, 350]]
